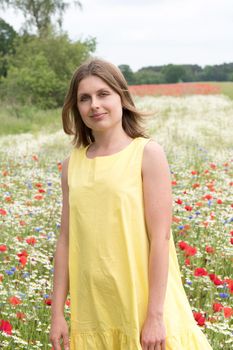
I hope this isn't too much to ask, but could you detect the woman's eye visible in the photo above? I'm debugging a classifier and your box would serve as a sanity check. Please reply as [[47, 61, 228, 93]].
[[80, 96, 89, 101], [100, 92, 109, 96]]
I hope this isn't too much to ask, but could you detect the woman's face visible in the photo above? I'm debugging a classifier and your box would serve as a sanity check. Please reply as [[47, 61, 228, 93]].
[[77, 75, 123, 133]]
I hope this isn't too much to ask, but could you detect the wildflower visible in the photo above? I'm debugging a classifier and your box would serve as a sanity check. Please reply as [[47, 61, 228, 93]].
[[185, 205, 193, 211], [32, 155, 38, 161], [223, 307, 233, 318], [34, 194, 43, 200], [26, 237, 37, 245], [8, 296, 22, 305], [16, 312, 26, 320], [193, 311, 206, 326], [213, 302, 223, 312], [219, 293, 229, 298], [194, 267, 208, 276], [0, 319, 12, 335], [0, 245, 7, 252], [0, 208, 7, 216], [205, 246, 215, 254], [175, 198, 183, 204]]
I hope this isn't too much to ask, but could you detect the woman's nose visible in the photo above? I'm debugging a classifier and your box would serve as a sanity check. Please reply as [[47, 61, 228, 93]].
[[91, 96, 100, 109]]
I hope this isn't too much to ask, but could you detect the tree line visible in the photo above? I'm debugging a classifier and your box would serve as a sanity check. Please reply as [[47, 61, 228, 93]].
[[118, 63, 233, 85]]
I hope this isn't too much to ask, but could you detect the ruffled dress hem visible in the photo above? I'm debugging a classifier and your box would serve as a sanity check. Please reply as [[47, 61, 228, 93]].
[[70, 325, 212, 350]]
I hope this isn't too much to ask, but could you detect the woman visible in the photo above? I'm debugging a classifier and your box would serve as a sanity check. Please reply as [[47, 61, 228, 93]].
[[49, 58, 213, 350]]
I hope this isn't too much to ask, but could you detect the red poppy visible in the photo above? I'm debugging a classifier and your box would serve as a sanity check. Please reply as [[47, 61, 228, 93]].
[[194, 267, 208, 276], [16, 312, 26, 320], [26, 237, 37, 245], [8, 296, 22, 305], [44, 298, 52, 306], [225, 279, 233, 294], [34, 194, 43, 200], [178, 241, 188, 250], [19, 255, 27, 266], [0, 319, 12, 335], [205, 246, 215, 254], [66, 299, 71, 307], [193, 311, 206, 326], [213, 302, 223, 312], [0, 208, 7, 216], [57, 162, 62, 172], [19, 220, 27, 226], [17, 250, 28, 258], [191, 170, 198, 175], [203, 194, 212, 200], [32, 155, 38, 161], [185, 245, 197, 257], [184, 205, 193, 211], [217, 199, 223, 204], [0, 245, 7, 252], [210, 163, 217, 169], [223, 307, 233, 318], [175, 198, 183, 205], [192, 183, 200, 189]]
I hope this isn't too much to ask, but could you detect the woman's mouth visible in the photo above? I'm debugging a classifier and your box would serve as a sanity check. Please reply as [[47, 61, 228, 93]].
[[92, 113, 107, 119]]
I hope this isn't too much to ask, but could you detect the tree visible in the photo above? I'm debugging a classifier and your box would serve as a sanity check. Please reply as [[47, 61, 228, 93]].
[[134, 69, 165, 84], [0, 0, 82, 36], [2, 33, 96, 108], [118, 64, 135, 85], [0, 18, 18, 77], [162, 64, 186, 83]]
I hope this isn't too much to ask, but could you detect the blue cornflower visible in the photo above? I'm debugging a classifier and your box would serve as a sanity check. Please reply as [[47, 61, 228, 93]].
[[219, 293, 229, 298]]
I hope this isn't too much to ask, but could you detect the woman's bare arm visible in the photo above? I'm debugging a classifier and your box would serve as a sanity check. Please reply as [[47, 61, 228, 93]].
[[51, 157, 70, 318], [142, 140, 173, 319], [49, 157, 70, 350]]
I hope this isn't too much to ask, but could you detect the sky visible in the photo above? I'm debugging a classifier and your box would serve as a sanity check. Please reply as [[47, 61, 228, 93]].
[[1, 0, 233, 71]]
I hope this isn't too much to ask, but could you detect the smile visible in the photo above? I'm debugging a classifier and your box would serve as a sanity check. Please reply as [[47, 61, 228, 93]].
[[92, 113, 107, 119]]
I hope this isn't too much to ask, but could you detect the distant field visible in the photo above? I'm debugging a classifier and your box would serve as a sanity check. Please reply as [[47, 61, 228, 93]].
[[129, 81, 233, 100], [0, 82, 232, 137]]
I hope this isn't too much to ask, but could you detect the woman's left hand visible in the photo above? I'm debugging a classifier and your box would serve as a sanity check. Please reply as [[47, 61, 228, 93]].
[[140, 315, 166, 350]]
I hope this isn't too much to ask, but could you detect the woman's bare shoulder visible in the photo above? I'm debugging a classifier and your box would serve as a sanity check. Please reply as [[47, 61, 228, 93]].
[[142, 138, 169, 177]]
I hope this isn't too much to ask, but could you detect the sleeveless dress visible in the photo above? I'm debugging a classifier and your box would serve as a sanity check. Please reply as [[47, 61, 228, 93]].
[[68, 136, 213, 350]]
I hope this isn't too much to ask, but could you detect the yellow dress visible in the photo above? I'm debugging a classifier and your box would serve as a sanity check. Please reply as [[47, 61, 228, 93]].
[[68, 136, 213, 349]]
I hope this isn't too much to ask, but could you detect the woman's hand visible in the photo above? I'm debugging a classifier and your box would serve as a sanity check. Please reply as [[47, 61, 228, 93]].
[[140, 314, 166, 350], [49, 314, 70, 350]]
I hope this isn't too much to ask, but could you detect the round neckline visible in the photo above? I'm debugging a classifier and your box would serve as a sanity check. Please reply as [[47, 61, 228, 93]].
[[84, 137, 139, 160]]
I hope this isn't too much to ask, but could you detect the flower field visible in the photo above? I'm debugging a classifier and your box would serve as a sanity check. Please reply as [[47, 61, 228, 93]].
[[129, 82, 221, 97], [128, 81, 233, 100], [0, 94, 233, 349]]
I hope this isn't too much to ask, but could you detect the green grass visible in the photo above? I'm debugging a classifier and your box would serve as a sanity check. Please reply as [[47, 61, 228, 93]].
[[0, 104, 62, 136], [212, 82, 233, 100]]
